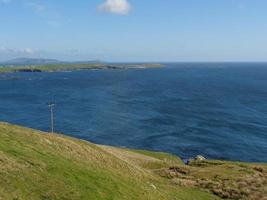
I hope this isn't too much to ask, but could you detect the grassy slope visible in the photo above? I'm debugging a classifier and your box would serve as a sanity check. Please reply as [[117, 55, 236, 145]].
[[0, 123, 266, 200], [0, 122, 217, 200]]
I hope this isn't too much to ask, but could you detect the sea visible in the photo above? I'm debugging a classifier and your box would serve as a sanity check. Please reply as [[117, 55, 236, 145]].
[[0, 63, 266, 163]]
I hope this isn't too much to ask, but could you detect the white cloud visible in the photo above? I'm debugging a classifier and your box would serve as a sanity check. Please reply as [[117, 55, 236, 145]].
[[97, 0, 131, 15], [21, 48, 35, 54]]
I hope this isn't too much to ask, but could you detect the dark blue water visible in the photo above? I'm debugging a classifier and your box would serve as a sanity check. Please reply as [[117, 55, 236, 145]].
[[1, 63, 267, 162]]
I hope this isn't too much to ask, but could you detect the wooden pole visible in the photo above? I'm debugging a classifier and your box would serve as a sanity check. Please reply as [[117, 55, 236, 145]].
[[48, 103, 55, 133]]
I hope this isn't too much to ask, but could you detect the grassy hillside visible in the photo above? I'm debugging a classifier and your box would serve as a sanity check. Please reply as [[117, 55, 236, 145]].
[[0, 122, 266, 200]]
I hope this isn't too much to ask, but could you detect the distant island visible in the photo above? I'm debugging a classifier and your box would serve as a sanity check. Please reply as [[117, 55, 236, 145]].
[[0, 58, 163, 73]]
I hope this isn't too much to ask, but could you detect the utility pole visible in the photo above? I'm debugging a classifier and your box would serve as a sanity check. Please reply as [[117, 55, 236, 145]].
[[48, 102, 55, 133]]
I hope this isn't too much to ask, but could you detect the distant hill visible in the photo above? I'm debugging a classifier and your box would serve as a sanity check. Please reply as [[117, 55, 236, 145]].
[[0, 58, 102, 66]]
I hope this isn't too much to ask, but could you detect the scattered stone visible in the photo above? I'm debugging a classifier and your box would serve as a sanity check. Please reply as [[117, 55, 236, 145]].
[[195, 155, 206, 161], [150, 184, 157, 190]]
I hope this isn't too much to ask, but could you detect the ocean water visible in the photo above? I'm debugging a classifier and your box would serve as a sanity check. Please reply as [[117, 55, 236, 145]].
[[0, 63, 267, 162]]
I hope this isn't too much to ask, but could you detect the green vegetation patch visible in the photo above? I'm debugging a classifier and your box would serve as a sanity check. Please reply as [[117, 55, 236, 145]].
[[0, 122, 218, 200]]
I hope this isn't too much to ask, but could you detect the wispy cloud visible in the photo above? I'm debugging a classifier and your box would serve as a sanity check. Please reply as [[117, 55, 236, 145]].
[[24, 1, 61, 27], [0, 46, 36, 54], [25, 1, 46, 13], [97, 0, 131, 15]]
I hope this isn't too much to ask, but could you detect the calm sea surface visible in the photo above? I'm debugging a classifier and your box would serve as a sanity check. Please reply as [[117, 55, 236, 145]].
[[0, 63, 267, 162]]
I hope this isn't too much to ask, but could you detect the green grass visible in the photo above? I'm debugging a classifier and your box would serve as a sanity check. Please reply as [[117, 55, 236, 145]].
[[0, 63, 163, 73], [0, 122, 218, 200], [1, 122, 266, 199], [131, 149, 183, 163]]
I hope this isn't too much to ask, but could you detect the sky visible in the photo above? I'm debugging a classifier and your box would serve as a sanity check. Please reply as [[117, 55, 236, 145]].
[[0, 0, 267, 62]]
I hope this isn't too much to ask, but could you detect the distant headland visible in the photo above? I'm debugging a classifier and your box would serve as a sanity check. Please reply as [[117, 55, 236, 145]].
[[0, 58, 163, 73]]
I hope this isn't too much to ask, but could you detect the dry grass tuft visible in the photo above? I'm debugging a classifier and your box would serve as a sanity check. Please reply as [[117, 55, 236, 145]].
[[157, 160, 267, 200]]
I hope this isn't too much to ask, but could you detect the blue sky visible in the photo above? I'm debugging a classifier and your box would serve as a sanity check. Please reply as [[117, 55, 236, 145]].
[[0, 0, 267, 62]]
